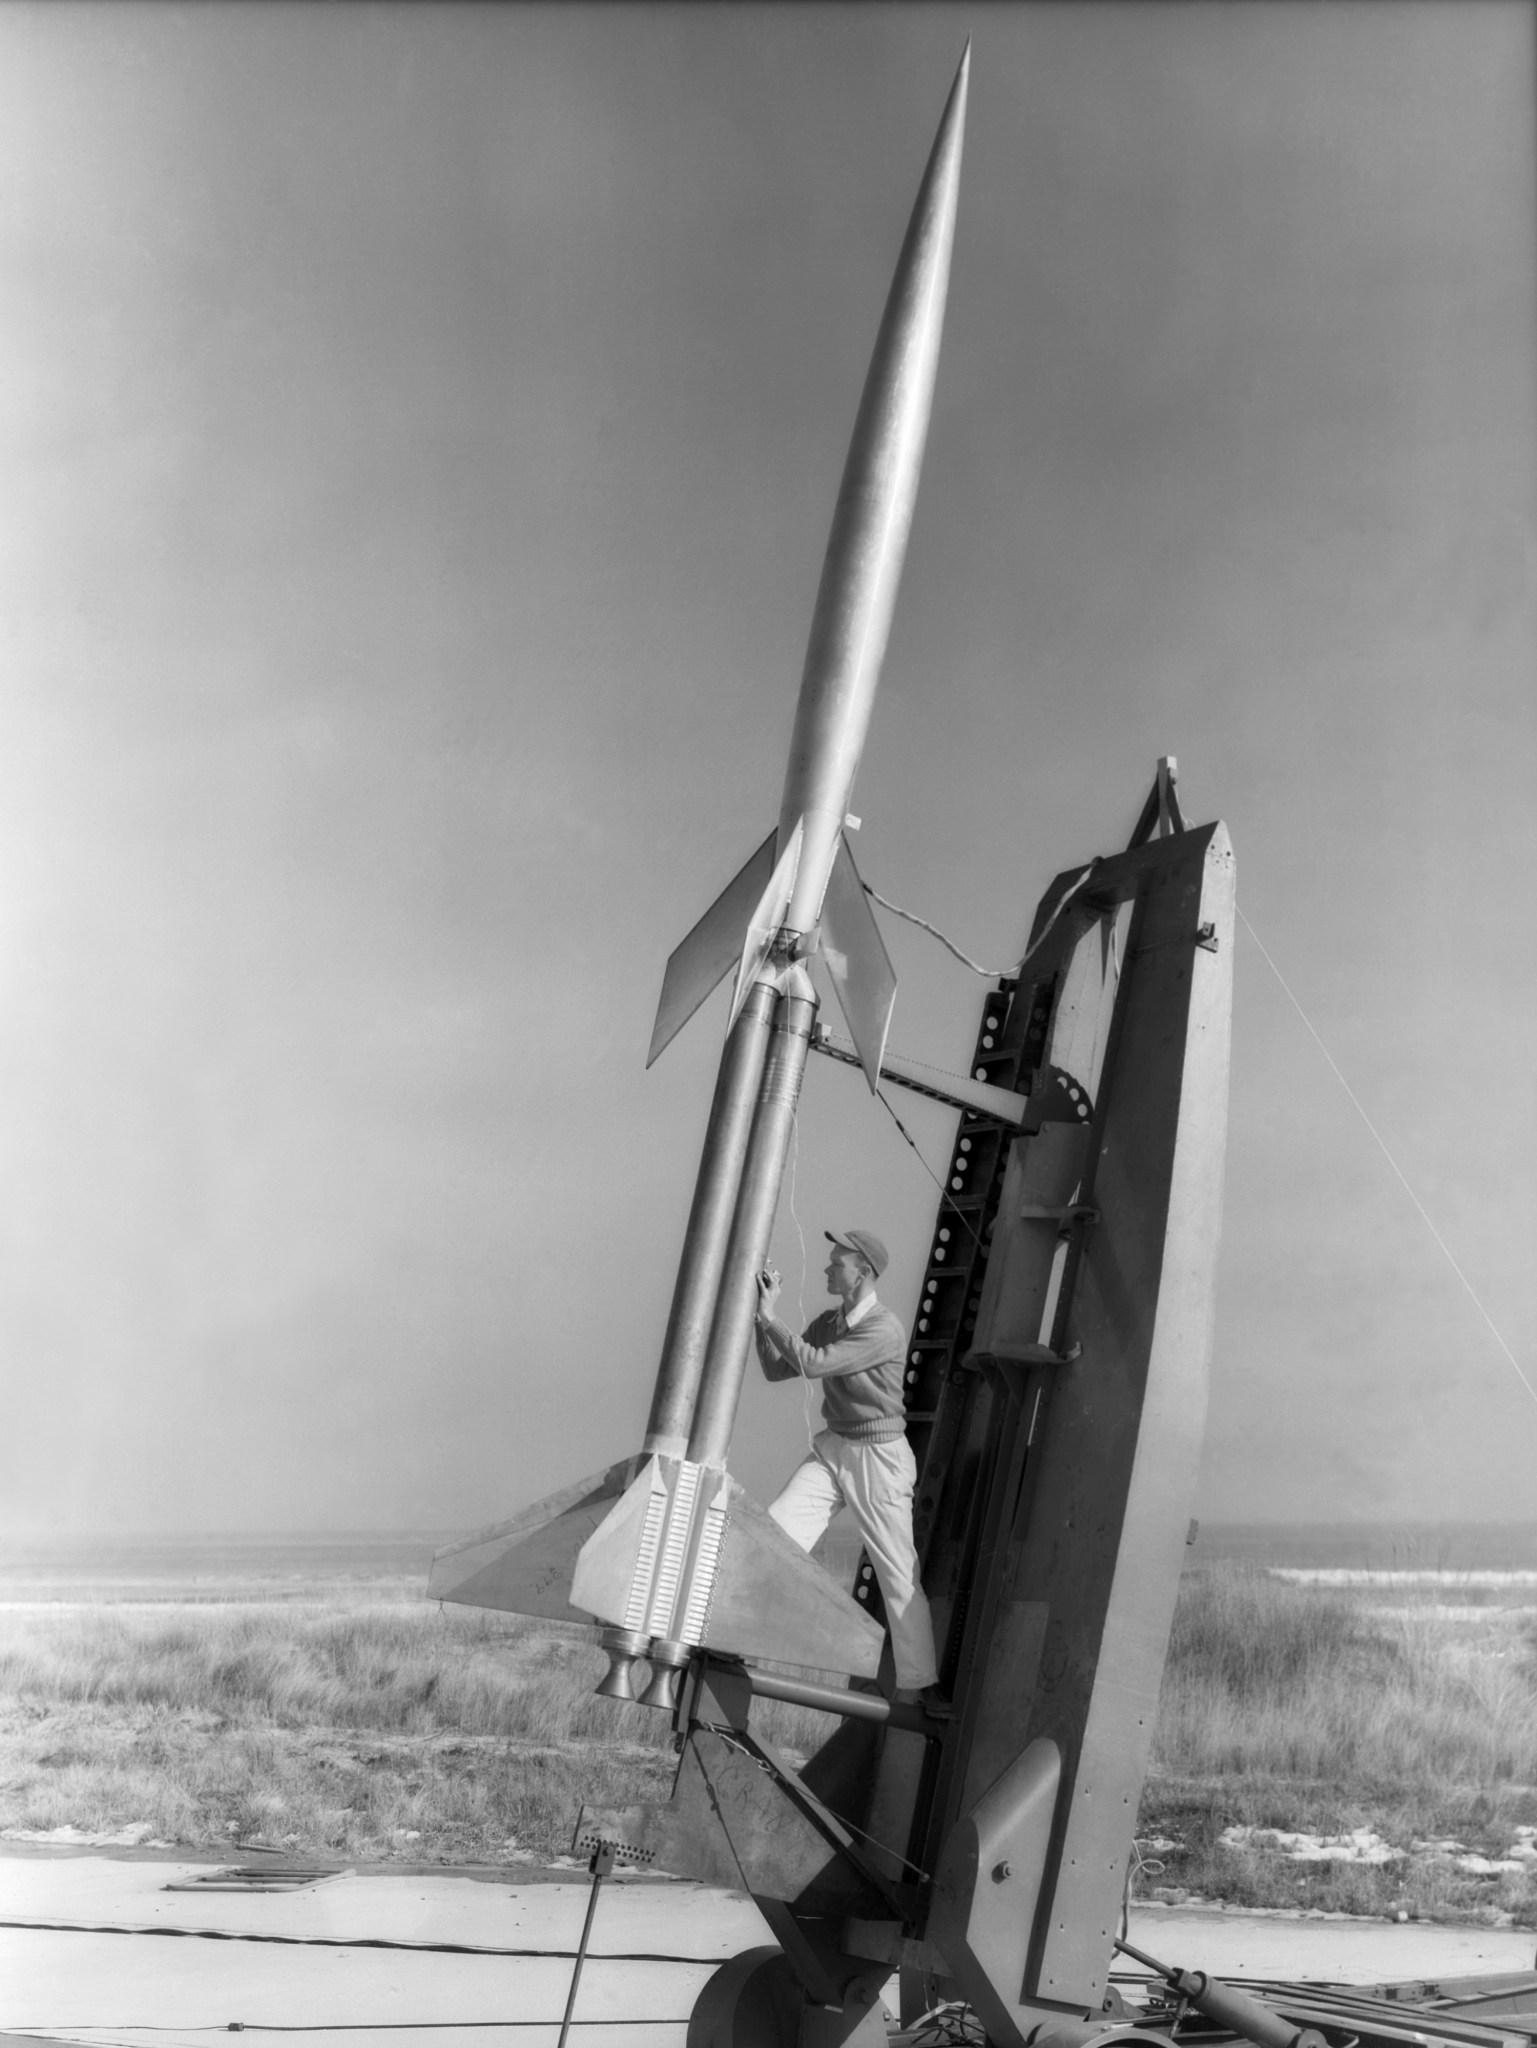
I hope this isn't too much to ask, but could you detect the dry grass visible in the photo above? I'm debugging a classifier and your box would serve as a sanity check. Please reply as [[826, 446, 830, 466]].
[[1143, 1565, 1537, 1923], [0, 1602, 838, 1863], [6, 1563, 1537, 1923]]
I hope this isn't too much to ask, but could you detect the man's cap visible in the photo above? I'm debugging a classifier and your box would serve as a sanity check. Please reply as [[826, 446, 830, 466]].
[[825, 1228, 889, 1279]]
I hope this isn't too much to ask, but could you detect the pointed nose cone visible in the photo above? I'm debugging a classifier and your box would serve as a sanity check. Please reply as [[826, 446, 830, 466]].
[[779, 47, 971, 935]]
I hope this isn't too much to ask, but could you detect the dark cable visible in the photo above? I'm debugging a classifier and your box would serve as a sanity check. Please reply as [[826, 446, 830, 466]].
[[10, 2025, 680, 2034], [874, 1088, 987, 1258], [0, 1915, 707, 1963]]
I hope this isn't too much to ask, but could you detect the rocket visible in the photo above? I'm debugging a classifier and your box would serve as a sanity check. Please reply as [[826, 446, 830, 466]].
[[430, 50, 970, 1704]]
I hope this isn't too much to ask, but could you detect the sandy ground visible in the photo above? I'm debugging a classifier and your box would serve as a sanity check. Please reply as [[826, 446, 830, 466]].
[[2, 1851, 1536, 2048], [1127, 1901, 1537, 1981]]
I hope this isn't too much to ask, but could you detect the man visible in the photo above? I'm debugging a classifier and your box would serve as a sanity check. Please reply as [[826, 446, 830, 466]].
[[754, 1228, 947, 1714]]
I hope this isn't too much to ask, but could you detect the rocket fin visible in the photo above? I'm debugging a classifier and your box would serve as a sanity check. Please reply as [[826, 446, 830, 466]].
[[427, 1457, 641, 1623], [647, 832, 778, 1068], [569, 1454, 884, 1676], [569, 1456, 675, 1635], [726, 819, 804, 1030], [705, 1478, 885, 1675], [818, 833, 896, 1092]]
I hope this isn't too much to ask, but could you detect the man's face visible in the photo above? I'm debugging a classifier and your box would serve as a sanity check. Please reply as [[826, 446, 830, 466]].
[[825, 1246, 868, 1300]]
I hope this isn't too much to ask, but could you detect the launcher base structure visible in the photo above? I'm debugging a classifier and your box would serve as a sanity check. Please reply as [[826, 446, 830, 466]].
[[545, 774, 1231, 2047]]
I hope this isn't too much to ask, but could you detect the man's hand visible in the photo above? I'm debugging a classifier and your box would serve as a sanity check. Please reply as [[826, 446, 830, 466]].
[[756, 1265, 782, 1322]]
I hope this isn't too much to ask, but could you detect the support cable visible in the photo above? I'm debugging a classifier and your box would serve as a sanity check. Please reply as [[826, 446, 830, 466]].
[[863, 864, 1099, 983], [1237, 904, 1537, 1414], [709, 1729, 930, 1883], [786, 1110, 818, 1451], [862, 885, 1018, 978], [874, 1088, 987, 1258]]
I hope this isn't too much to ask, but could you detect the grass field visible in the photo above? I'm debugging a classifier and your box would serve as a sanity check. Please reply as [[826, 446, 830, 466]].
[[4, 1562, 1537, 1924], [1143, 1566, 1537, 1923]]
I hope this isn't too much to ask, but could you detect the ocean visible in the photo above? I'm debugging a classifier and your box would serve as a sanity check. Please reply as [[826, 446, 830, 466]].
[[3, 1522, 1537, 1605]]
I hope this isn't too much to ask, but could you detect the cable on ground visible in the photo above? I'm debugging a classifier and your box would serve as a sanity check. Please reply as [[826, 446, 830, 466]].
[[0, 1915, 707, 1962], [16, 2025, 679, 2034]]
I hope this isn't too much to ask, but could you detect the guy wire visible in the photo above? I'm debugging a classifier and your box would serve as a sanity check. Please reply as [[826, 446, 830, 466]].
[[1237, 903, 1537, 1414], [875, 1088, 986, 1258]]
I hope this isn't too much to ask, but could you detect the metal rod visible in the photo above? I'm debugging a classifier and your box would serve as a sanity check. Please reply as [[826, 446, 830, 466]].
[[686, 989, 817, 1469], [742, 1665, 933, 1735], [808, 1031, 1031, 1126], [644, 983, 777, 1457], [1112, 1936, 1174, 1978], [1112, 1938, 1326, 2048], [555, 1843, 614, 2048]]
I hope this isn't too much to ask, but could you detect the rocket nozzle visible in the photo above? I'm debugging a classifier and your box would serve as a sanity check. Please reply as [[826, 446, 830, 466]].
[[637, 1638, 692, 1712], [595, 1627, 652, 1702]]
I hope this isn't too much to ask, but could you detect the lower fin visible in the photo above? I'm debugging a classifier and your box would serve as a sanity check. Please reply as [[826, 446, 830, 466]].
[[727, 819, 804, 1028], [647, 832, 777, 1067], [818, 833, 896, 1091], [427, 1457, 641, 1622]]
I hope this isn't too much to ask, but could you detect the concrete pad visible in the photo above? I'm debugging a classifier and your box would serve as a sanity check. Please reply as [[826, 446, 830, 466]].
[[0, 1926, 712, 2039], [4, 1853, 1536, 2048], [0, 1852, 779, 2048], [1127, 1905, 1537, 1983], [0, 1853, 771, 1954]]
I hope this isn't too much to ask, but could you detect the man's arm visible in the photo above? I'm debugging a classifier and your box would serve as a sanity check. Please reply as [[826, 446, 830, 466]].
[[756, 1310, 904, 1381], [755, 1270, 800, 1382], [755, 1316, 800, 1383]]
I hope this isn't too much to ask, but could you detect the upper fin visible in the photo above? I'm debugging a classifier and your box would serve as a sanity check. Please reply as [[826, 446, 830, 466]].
[[726, 819, 803, 1030], [647, 832, 777, 1067], [818, 833, 896, 1091]]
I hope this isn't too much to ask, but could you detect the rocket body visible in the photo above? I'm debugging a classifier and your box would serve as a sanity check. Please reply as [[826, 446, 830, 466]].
[[431, 51, 970, 1695], [778, 48, 968, 938], [647, 44, 969, 1477]]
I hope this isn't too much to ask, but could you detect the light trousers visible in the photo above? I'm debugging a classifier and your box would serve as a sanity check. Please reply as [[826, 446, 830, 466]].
[[768, 1429, 939, 1691]]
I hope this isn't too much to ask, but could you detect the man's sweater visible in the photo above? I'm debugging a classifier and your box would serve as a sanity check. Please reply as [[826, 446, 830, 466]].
[[754, 1297, 907, 1442]]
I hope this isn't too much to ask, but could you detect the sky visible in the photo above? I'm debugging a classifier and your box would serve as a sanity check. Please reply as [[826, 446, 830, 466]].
[[0, 3, 1532, 1536]]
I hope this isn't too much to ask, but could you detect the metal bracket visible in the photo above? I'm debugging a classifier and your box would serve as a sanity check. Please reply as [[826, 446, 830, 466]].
[[1134, 922, 1219, 960], [1016, 1202, 1099, 1232], [731, 1727, 914, 1920], [1125, 755, 1187, 848], [964, 1342, 1080, 1372]]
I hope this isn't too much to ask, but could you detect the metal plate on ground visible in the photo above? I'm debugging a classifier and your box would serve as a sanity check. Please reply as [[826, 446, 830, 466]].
[[163, 1865, 341, 1892]]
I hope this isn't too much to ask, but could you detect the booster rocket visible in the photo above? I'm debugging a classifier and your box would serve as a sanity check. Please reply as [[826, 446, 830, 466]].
[[430, 51, 970, 1704]]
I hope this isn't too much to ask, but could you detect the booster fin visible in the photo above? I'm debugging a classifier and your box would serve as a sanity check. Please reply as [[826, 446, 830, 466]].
[[817, 833, 896, 1092], [647, 831, 777, 1068], [427, 1457, 642, 1623], [727, 819, 804, 1029]]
